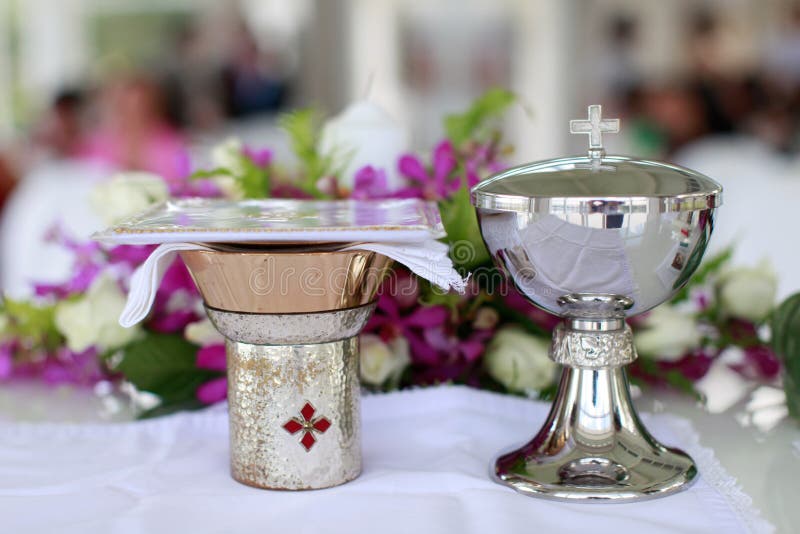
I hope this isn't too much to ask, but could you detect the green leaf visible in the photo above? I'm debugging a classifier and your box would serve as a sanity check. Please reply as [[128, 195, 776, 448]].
[[439, 184, 490, 270], [238, 155, 271, 199], [189, 168, 233, 179], [771, 292, 800, 420], [116, 333, 221, 409], [444, 88, 515, 146], [488, 298, 550, 338], [279, 108, 334, 196], [1, 297, 62, 350]]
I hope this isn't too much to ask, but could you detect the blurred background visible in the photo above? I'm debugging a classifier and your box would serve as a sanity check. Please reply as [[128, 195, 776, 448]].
[[0, 0, 798, 295]]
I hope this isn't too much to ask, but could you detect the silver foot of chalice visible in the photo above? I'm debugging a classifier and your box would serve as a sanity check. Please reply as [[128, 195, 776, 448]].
[[472, 105, 722, 501]]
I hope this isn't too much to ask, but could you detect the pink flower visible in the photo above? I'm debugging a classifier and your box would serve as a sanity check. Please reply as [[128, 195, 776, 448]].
[[366, 293, 450, 366], [503, 286, 561, 331], [365, 271, 498, 383], [107, 245, 157, 268], [0, 343, 13, 380], [196, 344, 226, 404], [731, 345, 781, 381], [197, 377, 227, 404], [196, 344, 226, 371], [243, 146, 273, 168], [351, 166, 390, 199], [147, 258, 202, 333], [35, 226, 106, 298], [631, 349, 714, 385], [422, 325, 493, 363], [396, 141, 461, 200], [168, 150, 225, 198], [271, 183, 315, 199], [19, 347, 106, 387], [660, 350, 714, 381]]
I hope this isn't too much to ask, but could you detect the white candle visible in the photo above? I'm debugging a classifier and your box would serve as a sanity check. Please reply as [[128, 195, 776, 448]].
[[320, 101, 408, 190]]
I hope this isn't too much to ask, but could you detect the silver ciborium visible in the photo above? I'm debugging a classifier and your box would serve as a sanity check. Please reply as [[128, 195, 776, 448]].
[[471, 105, 722, 501]]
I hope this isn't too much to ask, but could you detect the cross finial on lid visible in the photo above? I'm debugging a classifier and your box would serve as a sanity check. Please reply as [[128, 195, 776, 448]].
[[570, 105, 619, 160]]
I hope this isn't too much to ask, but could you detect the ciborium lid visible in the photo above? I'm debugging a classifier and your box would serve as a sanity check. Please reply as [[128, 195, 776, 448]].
[[471, 105, 722, 215]]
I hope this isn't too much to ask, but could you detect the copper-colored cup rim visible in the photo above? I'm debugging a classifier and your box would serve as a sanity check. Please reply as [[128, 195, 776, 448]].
[[181, 248, 392, 314]]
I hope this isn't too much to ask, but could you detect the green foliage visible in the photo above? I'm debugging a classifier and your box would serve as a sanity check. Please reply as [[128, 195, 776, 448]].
[[191, 157, 271, 199], [0, 297, 62, 351], [279, 108, 336, 196], [772, 292, 800, 420], [115, 333, 221, 418], [444, 88, 515, 146], [238, 155, 271, 199], [439, 183, 491, 270], [488, 298, 549, 338], [189, 168, 232, 179]]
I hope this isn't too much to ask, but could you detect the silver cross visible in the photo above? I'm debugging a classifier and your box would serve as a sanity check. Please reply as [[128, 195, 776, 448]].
[[570, 105, 619, 159]]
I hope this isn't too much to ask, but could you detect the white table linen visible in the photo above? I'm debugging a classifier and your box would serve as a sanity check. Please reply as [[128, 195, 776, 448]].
[[0, 386, 772, 534]]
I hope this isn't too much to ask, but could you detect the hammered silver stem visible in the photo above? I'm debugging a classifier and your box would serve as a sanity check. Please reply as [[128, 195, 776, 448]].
[[227, 335, 361, 490], [212, 305, 374, 490]]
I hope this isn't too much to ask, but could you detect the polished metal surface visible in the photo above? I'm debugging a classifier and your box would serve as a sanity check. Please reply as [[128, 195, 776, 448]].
[[472, 105, 721, 501], [550, 323, 637, 368], [221, 306, 373, 490], [494, 366, 697, 501], [475, 200, 717, 317], [471, 157, 722, 214], [181, 248, 391, 314], [206, 303, 376, 345], [181, 247, 389, 490], [227, 332, 361, 490]]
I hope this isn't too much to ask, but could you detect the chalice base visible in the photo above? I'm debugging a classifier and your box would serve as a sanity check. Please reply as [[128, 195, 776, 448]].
[[494, 366, 697, 502]]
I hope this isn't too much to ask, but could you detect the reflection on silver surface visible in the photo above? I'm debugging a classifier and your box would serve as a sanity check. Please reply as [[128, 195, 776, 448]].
[[476, 207, 715, 317], [495, 367, 696, 501], [472, 105, 721, 502]]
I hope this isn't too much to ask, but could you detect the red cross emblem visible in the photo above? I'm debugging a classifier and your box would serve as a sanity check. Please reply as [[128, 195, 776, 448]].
[[282, 402, 332, 451]]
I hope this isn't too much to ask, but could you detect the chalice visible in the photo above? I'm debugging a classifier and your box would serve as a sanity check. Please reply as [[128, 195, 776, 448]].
[[472, 105, 722, 501]]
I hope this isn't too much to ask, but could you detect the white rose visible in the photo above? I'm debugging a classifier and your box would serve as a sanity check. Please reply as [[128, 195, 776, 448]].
[[211, 174, 244, 200], [184, 317, 225, 346], [635, 305, 702, 361], [359, 334, 410, 386], [484, 326, 556, 392], [208, 138, 247, 199], [473, 307, 500, 330], [211, 138, 245, 175], [717, 260, 777, 322], [54, 275, 140, 353], [91, 172, 169, 224]]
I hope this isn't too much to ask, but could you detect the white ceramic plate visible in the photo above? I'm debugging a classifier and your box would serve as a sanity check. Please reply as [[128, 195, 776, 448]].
[[93, 198, 446, 245]]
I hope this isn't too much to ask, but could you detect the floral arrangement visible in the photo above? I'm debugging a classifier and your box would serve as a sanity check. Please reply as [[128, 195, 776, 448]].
[[0, 89, 798, 421]]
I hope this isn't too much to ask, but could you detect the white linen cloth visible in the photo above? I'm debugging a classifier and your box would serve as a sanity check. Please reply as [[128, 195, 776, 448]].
[[119, 240, 465, 327], [0, 386, 772, 534]]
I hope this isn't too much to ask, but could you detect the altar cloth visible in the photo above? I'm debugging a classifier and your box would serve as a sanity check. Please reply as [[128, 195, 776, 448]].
[[0, 386, 773, 534]]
